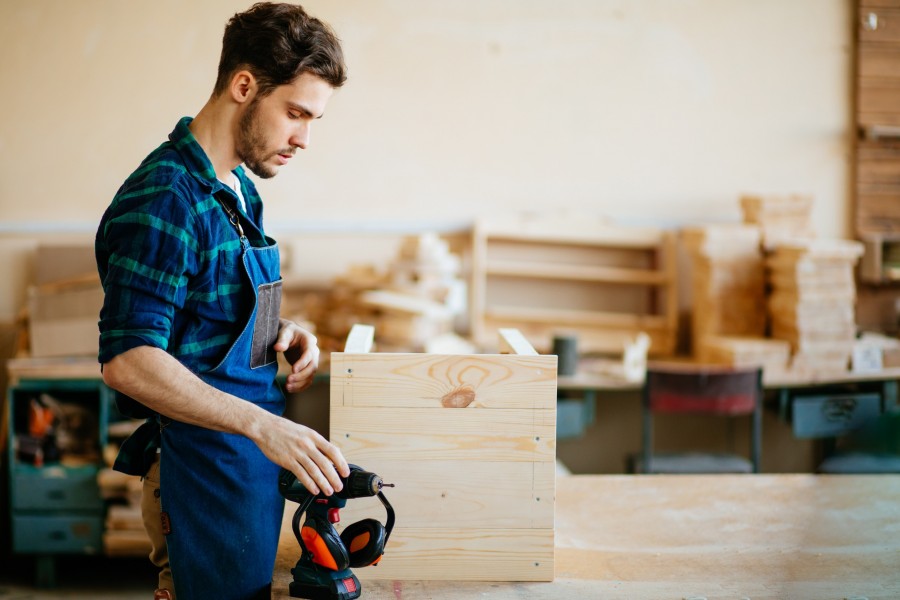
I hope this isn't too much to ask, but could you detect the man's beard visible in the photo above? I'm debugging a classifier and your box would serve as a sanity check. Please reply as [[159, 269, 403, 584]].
[[235, 98, 291, 179]]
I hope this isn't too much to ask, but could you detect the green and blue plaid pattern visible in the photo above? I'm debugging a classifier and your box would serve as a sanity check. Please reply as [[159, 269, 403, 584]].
[[96, 117, 271, 372]]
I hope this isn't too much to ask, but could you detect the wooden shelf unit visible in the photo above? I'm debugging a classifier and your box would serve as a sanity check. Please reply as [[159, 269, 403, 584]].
[[469, 216, 678, 356], [855, 1, 900, 236], [860, 231, 900, 283]]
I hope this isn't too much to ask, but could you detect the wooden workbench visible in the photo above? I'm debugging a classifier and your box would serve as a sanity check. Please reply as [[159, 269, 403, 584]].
[[274, 474, 900, 600]]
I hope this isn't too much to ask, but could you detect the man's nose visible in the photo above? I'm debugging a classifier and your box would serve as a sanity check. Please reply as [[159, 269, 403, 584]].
[[290, 123, 310, 150]]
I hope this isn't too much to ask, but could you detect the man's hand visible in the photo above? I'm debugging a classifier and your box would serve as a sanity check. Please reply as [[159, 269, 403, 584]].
[[103, 346, 347, 496], [274, 319, 320, 393], [254, 414, 350, 496]]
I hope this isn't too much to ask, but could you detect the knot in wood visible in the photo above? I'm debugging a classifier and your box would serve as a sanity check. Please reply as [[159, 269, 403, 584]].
[[441, 384, 476, 408]]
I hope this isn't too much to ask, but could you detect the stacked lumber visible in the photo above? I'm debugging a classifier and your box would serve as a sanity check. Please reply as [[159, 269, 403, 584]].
[[683, 224, 766, 340], [741, 194, 815, 250], [697, 336, 791, 374], [98, 418, 151, 556], [97, 467, 150, 556], [766, 240, 864, 374], [682, 225, 774, 366]]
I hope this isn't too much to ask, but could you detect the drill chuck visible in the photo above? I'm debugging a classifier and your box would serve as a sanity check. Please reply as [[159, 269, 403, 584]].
[[340, 470, 382, 499]]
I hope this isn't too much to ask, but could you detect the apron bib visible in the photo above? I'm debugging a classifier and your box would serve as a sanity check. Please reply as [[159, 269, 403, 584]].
[[162, 206, 285, 600]]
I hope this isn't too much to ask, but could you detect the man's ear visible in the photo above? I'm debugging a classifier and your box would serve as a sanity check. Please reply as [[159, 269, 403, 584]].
[[229, 70, 257, 104]]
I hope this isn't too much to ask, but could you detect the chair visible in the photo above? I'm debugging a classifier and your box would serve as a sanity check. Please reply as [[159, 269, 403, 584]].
[[636, 364, 763, 474]]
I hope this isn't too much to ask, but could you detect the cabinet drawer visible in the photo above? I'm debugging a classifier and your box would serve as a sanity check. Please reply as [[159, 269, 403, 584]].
[[12, 514, 103, 554], [11, 466, 102, 511], [792, 393, 881, 439]]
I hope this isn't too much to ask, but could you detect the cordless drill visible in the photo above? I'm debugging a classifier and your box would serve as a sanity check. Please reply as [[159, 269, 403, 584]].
[[278, 465, 395, 600]]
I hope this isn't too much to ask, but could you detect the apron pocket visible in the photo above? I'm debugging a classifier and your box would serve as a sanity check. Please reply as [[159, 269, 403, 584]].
[[251, 280, 282, 369]]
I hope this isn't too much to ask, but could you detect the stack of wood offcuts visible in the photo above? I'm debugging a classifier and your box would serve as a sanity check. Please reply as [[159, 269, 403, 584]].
[[767, 240, 864, 374], [311, 233, 466, 352], [684, 224, 790, 373], [97, 420, 151, 556], [741, 194, 816, 250], [685, 195, 864, 376]]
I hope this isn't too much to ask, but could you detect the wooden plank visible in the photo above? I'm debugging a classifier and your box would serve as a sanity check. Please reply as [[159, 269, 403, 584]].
[[486, 259, 669, 285], [859, 46, 900, 79], [769, 239, 865, 261], [333, 459, 555, 529], [103, 530, 152, 557], [331, 406, 555, 463], [478, 215, 664, 248], [482, 318, 675, 356], [105, 505, 144, 531], [485, 305, 668, 330], [6, 356, 101, 384], [352, 527, 554, 581], [857, 193, 900, 217], [330, 352, 556, 409], [858, 83, 900, 122], [497, 328, 538, 356], [342, 323, 375, 353]]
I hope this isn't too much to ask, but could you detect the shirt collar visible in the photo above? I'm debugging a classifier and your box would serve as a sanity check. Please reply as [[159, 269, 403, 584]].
[[168, 116, 227, 194]]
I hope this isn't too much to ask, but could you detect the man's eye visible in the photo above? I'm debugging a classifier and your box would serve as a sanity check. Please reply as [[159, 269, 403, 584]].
[[288, 112, 300, 120]]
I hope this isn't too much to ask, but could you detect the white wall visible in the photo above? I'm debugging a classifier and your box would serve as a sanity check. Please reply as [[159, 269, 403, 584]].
[[0, 0, 852, 319]]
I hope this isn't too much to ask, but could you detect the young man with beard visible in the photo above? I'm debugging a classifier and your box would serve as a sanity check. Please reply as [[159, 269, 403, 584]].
[[95, 4, 349, 598]]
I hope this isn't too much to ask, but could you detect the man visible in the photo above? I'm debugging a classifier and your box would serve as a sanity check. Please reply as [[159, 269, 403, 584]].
[[95, 4, 349, 599]]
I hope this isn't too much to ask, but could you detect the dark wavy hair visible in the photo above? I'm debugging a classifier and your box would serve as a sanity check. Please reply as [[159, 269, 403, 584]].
[[213, 2, 346, 98]]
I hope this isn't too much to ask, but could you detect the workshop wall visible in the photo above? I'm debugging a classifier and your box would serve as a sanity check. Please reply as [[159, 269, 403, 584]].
[[0, 0, 851, 321]]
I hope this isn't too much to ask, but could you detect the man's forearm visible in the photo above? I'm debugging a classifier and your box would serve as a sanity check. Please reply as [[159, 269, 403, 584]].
[[102, 346, 270, 442]]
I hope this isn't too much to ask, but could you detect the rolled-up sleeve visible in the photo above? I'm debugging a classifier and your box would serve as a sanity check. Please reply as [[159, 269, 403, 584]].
[[97, 189, 199, 364]]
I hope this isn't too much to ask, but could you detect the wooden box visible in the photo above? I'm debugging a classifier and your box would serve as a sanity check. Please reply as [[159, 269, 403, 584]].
[[329, 325, 557, 581]]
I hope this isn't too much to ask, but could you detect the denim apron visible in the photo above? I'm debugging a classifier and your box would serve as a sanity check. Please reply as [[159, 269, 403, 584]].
[[161, 197, 285, 600]]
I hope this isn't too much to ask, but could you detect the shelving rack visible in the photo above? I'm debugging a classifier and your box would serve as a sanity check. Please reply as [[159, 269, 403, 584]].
[[469, 215, 678, 357]]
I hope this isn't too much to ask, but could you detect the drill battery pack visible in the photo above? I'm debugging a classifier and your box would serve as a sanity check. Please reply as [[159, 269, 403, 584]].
[[289, 556, 361, 600]]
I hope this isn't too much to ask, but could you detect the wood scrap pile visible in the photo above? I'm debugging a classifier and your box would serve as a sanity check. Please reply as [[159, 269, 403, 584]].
[[697, 335, 791, 373], [741, 194, 815, 250], [20, 244, 103, 359], [766, 239, 864, 374], [682, 225, 788, 371], [683, 225, 766, 342], [302, 234, 466, 352], [301, 264, 385, 352], [359, 233, 465, 351], [97, 419, 151, 556], [97, 467, 150, 556]]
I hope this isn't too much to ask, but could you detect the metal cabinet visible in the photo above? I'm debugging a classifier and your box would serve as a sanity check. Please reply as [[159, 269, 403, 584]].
[[6, 378, 112, 587]]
